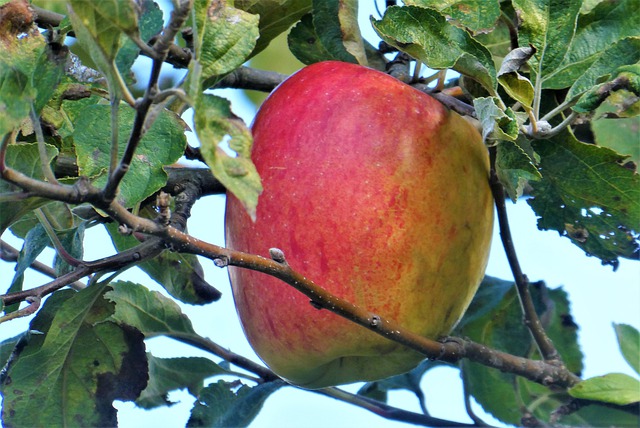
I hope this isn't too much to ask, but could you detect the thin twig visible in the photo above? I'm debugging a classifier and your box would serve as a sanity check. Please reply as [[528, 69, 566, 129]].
[[318, 388, 487, 427], [0, 238, 164, 307], [34, 208, 81, 267], [101, 0, 193, 202], [171, 330, 488, 427], [488, 148, 562, 364], [30, 106, 58, 185], [0, 240, 86, 291]]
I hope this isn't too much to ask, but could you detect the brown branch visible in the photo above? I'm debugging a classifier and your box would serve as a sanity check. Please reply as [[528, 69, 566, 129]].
[[0, 238, 166, 307], [171, 331, 487, 427], [488, 148, 562, 364], [101, 0, 193, 202], [161, 226, 580, 389], [213, 66, 288, 92], [1, 156, 580, 389]]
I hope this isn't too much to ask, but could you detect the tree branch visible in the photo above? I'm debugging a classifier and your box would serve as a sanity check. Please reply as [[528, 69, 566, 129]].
[[488, 147, 562, 364], [0, 240, 86, 291], [1, 153, 580, 389], [171, 330, 490, 427], [101, 0, 193, 202], [161, 228, 581, 389], [213, 66, 288, 92]]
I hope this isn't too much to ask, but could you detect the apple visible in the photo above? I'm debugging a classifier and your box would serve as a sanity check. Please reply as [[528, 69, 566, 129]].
[[225, 61, 493, 388]]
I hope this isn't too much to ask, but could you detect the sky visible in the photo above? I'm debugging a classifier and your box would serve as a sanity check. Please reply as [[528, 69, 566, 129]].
[[1, 1, 639, 427]]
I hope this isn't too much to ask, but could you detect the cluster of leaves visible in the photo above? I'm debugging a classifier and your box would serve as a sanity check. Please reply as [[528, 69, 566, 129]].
[[0, 0, 638, 427]]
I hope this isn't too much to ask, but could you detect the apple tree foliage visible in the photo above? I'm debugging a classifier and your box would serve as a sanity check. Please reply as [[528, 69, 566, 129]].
[[0, 0, 638, 426]]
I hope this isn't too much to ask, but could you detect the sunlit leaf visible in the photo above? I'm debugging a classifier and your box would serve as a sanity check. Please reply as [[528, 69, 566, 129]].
[[543, 0, 640, 90], [105, 281, 199, 338], [511, 0, 582, 83], [569, 373, 640, 406], [67, 0, 139, 99], [404, 0, 501, 33], [473, 97, 518, 142], [192, 0, 259, 87], [614, 323, 640, 375], [567, 37, 640, 104], [194, 94, 262, 220]]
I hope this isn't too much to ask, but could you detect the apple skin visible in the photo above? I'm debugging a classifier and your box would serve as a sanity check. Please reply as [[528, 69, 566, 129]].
[[225, 61, 493, 389]]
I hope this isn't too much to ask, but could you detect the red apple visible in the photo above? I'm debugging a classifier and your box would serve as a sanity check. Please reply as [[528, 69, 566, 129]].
[[225, 61, 493, 388]]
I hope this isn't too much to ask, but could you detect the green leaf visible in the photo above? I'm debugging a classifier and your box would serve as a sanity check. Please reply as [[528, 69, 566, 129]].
[[288, 13, 335, 64], [0, 333, 24, 370], [543, 0, 640, 90], [193, 0, 259, 88], [569, 373, 640, 406], [528, 132, 640, 267], [53, 222, 86, 276], [455, 275, 513, 330], [187, 380, 285, 427], [4, 224, 50, 313], [592, 115, 640, 167], [235, 0, 312, 56], [614, 323, 640, 375], [404, 0, 501, 33], [105, 280, 198, 338], [72, 104, 186, 208], [473, 9, 512, 66], [583, 91, 640, 165], [567, 37, 640, 104], [511, 0, 582, 83], [472, 97, 518, 142], [498, 72, 535, 108], [0, 143, 58, 234], [31, 41, 67, 114], [194, 94, 262, 220], [497, 47, 536, 107], [0, 67, 32, 135], [574, 64, 640, 116], [106, 222, 221, 305], [115, 0, 164, 77], [0, 284, 148, 426], [372, 6, 497, 93], [67, 0, 139, 98], [312, 0, 362, 64], [496, 139, 541, 201], [137, 355, 228, 409], [358, 359, 442, 406], [0, 32, 51, 134]]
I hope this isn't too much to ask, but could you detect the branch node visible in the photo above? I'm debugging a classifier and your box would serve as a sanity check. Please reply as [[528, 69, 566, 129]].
[[213, 257, 229, 268], [369, 314, 381, 327], [269, 248, 288, 265]]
